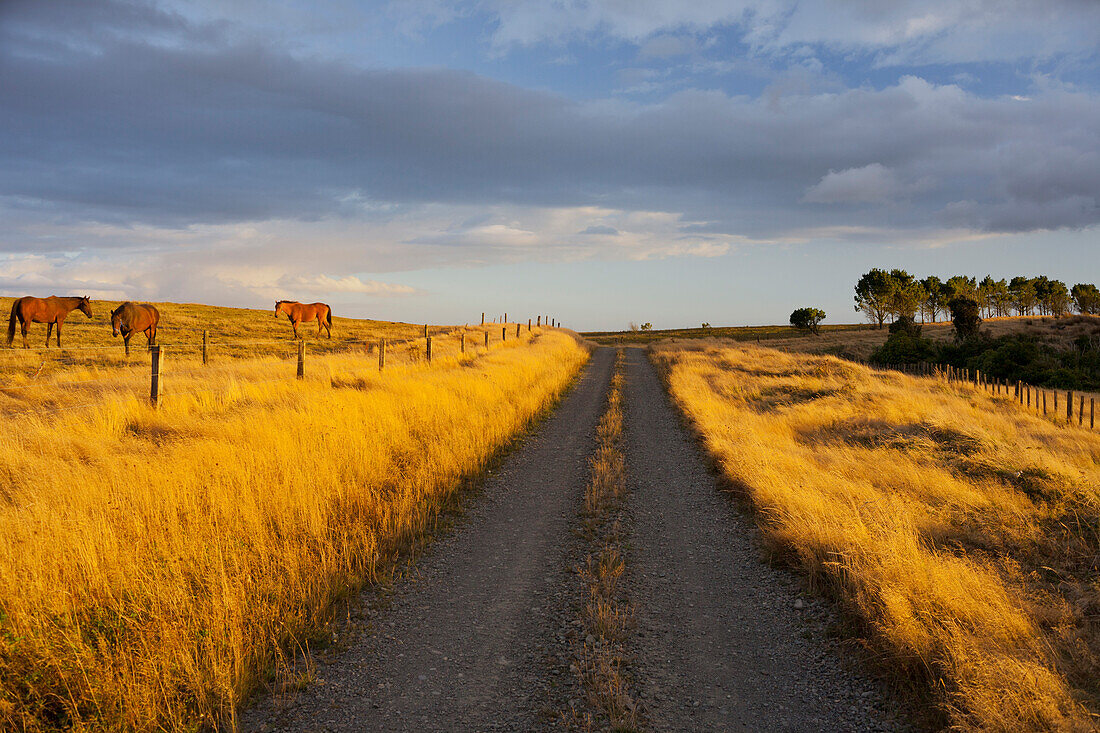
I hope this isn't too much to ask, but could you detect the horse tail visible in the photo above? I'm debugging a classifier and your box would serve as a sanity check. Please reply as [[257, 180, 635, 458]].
[[326, 306, 332, 327], [6, 301, 17, 347]]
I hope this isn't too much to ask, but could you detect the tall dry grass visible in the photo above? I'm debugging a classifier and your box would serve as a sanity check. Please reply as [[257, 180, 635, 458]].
[[0, 327, 586, 731], [651, 342, 1100, 731]]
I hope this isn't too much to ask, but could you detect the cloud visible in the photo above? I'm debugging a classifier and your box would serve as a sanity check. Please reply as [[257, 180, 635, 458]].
[[467, 1, 1100, 65], [579, 225, 620, 235], [1, 0, 1100, 310], [278, 274, 415, 296], [803, 163, 910, 204]]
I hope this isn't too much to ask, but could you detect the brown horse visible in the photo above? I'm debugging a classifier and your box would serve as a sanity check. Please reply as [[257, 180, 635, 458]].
[[111, 302, 160, 355], [275, 300, 332, 339], [7, 296, 93, 348]]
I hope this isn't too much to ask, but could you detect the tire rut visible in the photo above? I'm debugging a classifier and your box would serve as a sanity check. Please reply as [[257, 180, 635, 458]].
[[623, 349, 907, 732], [244, 348, 615, 732]]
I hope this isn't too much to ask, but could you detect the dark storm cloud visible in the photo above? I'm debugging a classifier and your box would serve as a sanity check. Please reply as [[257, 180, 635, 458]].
[[2, 0, 1099, 239]]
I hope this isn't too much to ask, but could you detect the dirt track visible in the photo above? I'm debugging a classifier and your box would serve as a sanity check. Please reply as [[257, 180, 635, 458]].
[[246, 346, 906, 731]]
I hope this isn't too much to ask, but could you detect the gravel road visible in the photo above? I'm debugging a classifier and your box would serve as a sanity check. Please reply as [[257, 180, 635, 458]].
[[623, 348, 906, 732], [244, 348, 613, 732], [244, 346, 910, 732]]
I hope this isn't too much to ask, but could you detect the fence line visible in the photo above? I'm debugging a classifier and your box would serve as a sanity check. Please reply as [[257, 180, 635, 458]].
[[874, 360, 1096, 430], [2, 320, 552, 418]]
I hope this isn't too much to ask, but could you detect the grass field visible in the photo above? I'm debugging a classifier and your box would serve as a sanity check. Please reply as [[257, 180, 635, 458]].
[[0, 302, 585, 731], [581, 322, 869, 346], [652, 341, 1100, 731], [0, 298, 467, 381], [587, 315, 1100, 362]]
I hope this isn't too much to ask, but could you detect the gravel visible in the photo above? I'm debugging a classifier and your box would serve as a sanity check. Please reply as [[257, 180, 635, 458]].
[[242, 348, 614, 732], [623, 348, 909, 732], [242, 346, 913, 732]]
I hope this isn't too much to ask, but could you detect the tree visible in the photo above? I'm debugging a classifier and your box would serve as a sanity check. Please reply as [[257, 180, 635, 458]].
[[944, 275, 977, 303], [920, 275, 945, 323], [1009, 276, 1037, 315], [1032, 275, 1054, 315], [989, 278, 1012, 317], [892, 280, 926, 322], [1072, 283, 1100, 314], [640, 323, 653, 331], [854, 269, 896, 329], [790, 307, 826, 334], [701, 322, 711, 329], [949, 297, 982, 340], [1047, 280, 1070, 317], [977, 275, 997, 318]]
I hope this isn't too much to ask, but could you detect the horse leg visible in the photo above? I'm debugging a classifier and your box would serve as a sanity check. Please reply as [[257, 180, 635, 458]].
[[45, 322, 53, 348], [148, 326, 156, 347], [293, 320, 300, 340], [124, 334, 131, 357], [55, 319, 62, 348], [20, 319, 28, 349]]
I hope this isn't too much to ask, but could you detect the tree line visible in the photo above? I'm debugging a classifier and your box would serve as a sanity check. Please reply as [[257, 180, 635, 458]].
[[855, 269, 1100, 328]]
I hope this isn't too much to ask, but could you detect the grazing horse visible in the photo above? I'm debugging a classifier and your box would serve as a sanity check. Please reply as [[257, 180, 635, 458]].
[[7, 296, 93, 348], [275, 300, 332, 339], [111, 302, 160, 355]]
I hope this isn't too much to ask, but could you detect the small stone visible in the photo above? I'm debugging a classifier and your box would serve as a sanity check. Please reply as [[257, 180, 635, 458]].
[[793, 598, 806, 610]]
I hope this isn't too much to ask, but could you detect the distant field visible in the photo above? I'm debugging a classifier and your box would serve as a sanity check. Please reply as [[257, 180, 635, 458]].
[[0, 297, 581, 731], [589, 315, 1100, 362], [582, 322, 869, 346], [653, 341, 1100, 730]]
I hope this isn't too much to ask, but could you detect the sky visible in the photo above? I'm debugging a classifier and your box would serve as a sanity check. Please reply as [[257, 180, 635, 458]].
[[1, 1, 1098, 331]]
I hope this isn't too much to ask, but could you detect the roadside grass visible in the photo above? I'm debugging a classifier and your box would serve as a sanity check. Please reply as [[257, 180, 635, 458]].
[[651, 341, 1100, 732], [0, 326, 585, 731], [572, 351, 643, 732]]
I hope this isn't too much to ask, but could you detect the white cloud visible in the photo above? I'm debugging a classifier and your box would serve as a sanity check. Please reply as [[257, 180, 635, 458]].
[[803, 163, 909, 204], [278, 274, 416, 296]]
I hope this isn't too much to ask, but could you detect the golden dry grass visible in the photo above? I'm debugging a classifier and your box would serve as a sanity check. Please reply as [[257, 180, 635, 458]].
[[0, 321, 586, 731], [651, 341, 1100, 732], [574, 351, 642, 732], [0, 297, 514, 386]]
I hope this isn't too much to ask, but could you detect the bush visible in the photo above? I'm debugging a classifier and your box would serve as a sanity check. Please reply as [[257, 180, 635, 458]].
[[790, 307, 826, 334], [888, 315, 922, 337], [949, 297, 982, 340], [870, 333, 937, 365]]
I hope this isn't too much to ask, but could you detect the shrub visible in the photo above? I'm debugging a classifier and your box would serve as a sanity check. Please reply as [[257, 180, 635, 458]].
[[790, 307, 826, 334]]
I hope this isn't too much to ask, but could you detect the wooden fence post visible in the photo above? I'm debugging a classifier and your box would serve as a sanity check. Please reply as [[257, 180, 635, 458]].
[[1054, 390, 1058, 413], [516, 323, 520, 338], [149, 345, 161, 408], [426, 336, 432, 363], [1042, 391, 1047, 415], [1067, 391, 1073, 422], [378, 338, 386, 371], [202, 329, 208, 365], [1026, 386, 1031, 408], [1092, 398, 1095, 429], [504, 312, 508, 324], [481, 312, 485, 326], [1080, 395, 1085, 426], [537, 315, 541, 327], [424, 324, 428, 338], [484, 331, 489, 348], [461, 331, 465, 354], [528, 318, 531, 332], [502, 327, 506, 342], [297, 340, 305, 380]]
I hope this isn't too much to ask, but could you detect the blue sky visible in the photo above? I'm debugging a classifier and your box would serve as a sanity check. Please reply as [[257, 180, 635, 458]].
[[1, 1, 1098, 330]]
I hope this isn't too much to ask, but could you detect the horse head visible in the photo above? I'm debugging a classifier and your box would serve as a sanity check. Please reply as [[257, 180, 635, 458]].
[[110, 304, 124, 337], [274, 300, 284, 318], [78, 296, 93, 318]]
